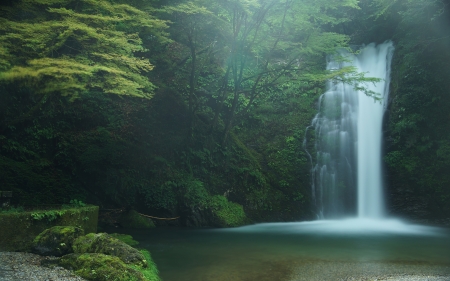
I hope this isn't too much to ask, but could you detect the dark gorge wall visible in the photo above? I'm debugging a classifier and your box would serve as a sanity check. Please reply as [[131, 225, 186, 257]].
[[380, 1, 450, 223], [336, 0, 450, 223]]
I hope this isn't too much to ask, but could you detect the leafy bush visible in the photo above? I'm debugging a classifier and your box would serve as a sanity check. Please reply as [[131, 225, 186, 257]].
[[182, 179, 210, 210], [209, 195, 248, 227]]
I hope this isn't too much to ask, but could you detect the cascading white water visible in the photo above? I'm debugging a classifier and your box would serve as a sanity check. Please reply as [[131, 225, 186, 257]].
[[306, 42, 394, 219], [356, 43, 394, 218]]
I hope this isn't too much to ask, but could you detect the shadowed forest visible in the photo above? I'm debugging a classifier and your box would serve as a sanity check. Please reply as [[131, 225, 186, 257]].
[[1, 0, 449, 227]]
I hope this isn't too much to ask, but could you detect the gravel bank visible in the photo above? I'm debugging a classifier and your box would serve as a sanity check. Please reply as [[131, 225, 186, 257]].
[[289, 260, 450, 281], [1, 251, 450, 281], [0, 252, 86, 281]]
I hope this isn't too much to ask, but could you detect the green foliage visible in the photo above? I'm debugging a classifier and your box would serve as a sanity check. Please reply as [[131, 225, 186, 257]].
[[372, 0, 450, 218], [0, 0, 391, 225], [372, 0, 445, 22], [130, 250, 160, 281], [182, 179, 210, 210], [0, 0, 169, 99], [31, 210, 66, 221], [209, 195, 248, 227], [141, 181, 178, 211], [0, 206, 25, 214], [69, 199, 86, 208], [156, 0, 364, 146]]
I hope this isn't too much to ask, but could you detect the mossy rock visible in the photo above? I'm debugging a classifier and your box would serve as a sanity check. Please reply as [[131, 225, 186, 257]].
[[134, 249, 160, 281], [59, 253, 147, 281], [0, 205, 98, 252], [109, 233, 139, 247], [31, 226, 84, 256], [73, 233, 146, 267], [118, 210, 155, 229], [209, 195, 249, 227]]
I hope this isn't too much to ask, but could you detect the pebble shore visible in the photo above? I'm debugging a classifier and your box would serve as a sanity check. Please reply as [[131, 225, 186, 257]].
[[288, 260, 450, 281], [0, 252, 86, 281], [1, 251, 450, 281]]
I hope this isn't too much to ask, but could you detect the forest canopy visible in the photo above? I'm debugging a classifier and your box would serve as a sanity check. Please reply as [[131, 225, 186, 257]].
[[0, 0, 169, 99], [0, 0, 449, 225]]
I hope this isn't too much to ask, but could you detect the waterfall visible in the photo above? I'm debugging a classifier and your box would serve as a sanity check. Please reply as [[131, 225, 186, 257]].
[[306, 42, 394, 219]]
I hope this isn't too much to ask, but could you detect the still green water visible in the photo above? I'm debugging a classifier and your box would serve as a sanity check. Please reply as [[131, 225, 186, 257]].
[[117, 220, 450, 281]]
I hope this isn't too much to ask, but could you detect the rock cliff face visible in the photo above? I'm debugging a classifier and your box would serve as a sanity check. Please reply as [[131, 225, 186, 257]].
[[382, 35, 450, 223]]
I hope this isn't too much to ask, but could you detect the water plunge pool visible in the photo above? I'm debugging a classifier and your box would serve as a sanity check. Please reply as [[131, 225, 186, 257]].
[[114, 220, 450, 281]]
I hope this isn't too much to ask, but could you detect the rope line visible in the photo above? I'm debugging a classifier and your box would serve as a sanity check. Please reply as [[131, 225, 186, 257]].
[[99, 208, 179, 220], [138, 212, 180, 220]]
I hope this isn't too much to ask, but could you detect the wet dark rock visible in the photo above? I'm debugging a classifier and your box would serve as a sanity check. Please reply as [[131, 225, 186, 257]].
[[31, 226, 84, 256]]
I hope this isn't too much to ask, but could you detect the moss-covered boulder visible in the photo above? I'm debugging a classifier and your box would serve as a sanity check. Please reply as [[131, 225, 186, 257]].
[[31, 226, 84, 256], [109, 233, 139, 247], [73, 233, 146, 267], [209, 195, 249, 227], [60, 253, 147, 281], [118, 210, 155, 229]]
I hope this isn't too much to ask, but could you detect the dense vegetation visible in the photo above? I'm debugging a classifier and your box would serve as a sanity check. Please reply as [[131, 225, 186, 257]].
[[1, 0, 449, 225], [373, 0, 450, 220]]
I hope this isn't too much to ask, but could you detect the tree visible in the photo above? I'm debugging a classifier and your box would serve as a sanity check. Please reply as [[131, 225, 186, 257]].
[[214, 0, 361, 143], [0, 0, 169, 100], [160, 0, 363, 144]]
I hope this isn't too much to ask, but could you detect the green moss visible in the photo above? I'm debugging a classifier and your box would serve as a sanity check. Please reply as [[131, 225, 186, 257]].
[[60, 234, 161, 281], [109, 233, 139, 247], [60, 253, 146, 281], [209, 195, 248, 227], [130, 250, 160, 281], [118, 210, 155, 229], [32, 225, 84, 256], [0, 205, 98, 251], [73, 233, 146, 267]]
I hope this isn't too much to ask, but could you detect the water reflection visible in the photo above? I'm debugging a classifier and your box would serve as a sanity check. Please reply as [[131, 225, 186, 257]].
[[117, 221, 450, 281]]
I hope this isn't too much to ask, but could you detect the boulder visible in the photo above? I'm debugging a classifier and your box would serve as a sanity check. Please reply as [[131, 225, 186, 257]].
[[59, 253, 146, 281], [31, 226, 84, 256], [73, 233, 146, 267], [109, 233, 139, 247]]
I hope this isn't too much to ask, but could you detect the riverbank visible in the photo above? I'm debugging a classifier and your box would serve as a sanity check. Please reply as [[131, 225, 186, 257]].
[[189, 257, 450, 281], [1, 251, 449, 281], [0, 252, 86, 281], [288, 259, 450, 281]]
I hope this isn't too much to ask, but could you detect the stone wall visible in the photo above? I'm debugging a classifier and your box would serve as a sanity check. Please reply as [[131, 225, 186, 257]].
[[0, 205, 98, 251]]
